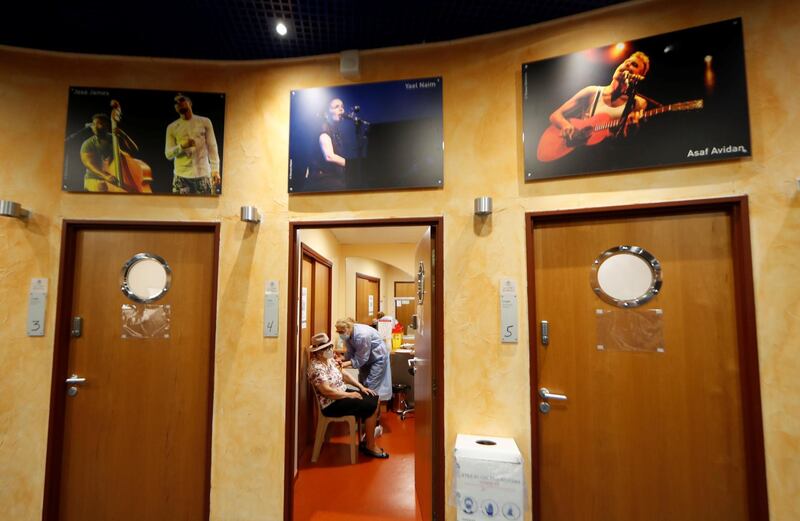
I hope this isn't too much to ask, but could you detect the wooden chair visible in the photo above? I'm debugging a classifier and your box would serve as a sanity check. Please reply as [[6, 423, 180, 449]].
[[310, 392, 360, 464]]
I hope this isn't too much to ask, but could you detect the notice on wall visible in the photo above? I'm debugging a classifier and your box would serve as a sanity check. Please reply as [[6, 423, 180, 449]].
[[301, 287, 308, 329], [264, 280, 279, 338], [500, 278, 518, 343], [27, 278, 48, 337]]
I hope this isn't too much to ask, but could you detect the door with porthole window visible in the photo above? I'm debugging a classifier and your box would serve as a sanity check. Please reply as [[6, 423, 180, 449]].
[[46, 224, 218, 521], [529, 206, 766, 521]]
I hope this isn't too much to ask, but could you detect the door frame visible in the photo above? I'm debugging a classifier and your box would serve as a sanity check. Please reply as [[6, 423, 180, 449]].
[[524, 196, 768, 521], [355, 272, 381, 321], [42, 220, 221, 521], [285, 217, 445, 521]]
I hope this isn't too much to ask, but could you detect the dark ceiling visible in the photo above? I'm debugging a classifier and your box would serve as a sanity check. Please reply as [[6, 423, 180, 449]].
[[1, 1, 629, 61]]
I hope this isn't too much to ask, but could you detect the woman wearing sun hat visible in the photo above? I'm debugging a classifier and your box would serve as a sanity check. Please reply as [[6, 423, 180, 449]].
[[306, 332, 389, 459]]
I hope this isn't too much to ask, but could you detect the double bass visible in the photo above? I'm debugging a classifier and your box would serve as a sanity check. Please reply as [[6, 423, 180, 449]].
[[105, 100, 153, 193]]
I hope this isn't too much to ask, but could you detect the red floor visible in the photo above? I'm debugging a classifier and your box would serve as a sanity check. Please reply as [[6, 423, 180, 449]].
[[293, 409, 422, 521]]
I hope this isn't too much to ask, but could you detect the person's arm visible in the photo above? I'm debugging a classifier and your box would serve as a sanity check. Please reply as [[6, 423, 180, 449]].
[[341, 370, 377, 396], [165, 124, 182, 160], [319, 133, 346, 167], [205, 118, 221, 186], [316, 381, 362, 400], [549, 86, 594, 139], [80, 144, 116, 184], [165, 124, 194, 160], [346, 334, 370, 369]]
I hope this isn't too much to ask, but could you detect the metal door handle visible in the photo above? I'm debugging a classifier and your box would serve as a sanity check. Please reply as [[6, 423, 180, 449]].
[[407, 357, 423, 367], [65, 374, 86, 385], [539, 387, 567, 401]]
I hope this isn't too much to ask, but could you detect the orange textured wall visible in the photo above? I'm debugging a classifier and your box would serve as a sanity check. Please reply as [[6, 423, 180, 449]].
[[0, 0, 798, 519]]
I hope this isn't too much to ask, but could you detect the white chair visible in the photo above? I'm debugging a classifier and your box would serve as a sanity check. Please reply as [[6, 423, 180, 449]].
[[310, 392, 360, 464]]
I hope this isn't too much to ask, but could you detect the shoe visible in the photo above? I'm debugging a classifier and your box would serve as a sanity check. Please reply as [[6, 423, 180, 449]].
[[374, 425, 383, 438], [360, 446, 389, 459]]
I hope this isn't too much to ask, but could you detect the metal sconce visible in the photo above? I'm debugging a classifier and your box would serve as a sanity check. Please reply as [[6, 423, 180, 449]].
[[240, 206, 261, 224], [0, 200, 30, 220], [474, 196, 493, 217]]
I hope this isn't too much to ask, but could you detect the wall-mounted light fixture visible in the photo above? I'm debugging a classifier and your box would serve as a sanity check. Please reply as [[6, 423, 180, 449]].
[[474, 196, 493, 217], [0, 200, 30, 220], [240, 205, 261, 224]]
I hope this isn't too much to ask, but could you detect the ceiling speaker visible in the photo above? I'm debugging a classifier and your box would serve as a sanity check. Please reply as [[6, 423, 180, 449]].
[[340, 50, 360, 79]]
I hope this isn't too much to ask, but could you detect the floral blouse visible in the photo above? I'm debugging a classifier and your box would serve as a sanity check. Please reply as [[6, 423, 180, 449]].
[[307, 357, 346, 409]]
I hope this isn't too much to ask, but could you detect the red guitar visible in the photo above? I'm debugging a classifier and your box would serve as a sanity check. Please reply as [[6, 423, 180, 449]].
[[536, 99, 704, 162]]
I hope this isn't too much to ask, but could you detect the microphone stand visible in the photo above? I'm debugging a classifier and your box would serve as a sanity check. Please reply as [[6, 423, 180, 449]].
[[65, 125, 91, 142], [615, 75, 641, 138]]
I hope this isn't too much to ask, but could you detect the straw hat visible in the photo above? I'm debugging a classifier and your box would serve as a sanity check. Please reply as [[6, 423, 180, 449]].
[[308, 332, 334, 352]]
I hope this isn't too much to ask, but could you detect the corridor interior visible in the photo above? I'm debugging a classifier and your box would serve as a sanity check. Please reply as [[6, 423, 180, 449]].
[[293, 226, 428, 521]]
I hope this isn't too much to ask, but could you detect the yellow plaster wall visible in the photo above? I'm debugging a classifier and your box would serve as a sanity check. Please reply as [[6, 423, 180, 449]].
[[343, 242, 419, 277], [0, 0, 798, 519]]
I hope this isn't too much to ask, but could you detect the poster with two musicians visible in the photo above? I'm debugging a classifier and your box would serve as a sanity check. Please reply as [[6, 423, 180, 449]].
[[63, 87, 226, 195], [288, 77, 444, 194], [523, 18, 750, 181]]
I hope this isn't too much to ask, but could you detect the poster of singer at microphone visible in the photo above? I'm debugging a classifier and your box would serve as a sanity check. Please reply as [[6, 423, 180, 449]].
[[62, 86, 226, 195], [288, 77, 443, 194], [522, 18, 751, 181]]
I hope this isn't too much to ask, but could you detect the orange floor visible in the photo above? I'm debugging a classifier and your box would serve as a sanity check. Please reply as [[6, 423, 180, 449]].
[[293, 409, 422, 521]]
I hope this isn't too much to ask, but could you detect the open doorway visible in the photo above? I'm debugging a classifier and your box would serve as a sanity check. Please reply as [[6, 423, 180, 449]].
[[284, 218, 444, 521]]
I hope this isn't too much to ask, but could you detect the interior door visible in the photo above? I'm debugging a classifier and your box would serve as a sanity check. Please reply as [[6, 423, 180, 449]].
[[55, 227, 216, 521], [394, 281, 415, 334], [532, 211, 750, 521], [356, 273, 379, 324], [298, 256, 314, 455], [414, 228, 433, 520]]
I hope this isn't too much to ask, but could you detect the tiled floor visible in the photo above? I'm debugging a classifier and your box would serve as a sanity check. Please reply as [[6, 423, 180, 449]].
[[293, 409, 421, 521]]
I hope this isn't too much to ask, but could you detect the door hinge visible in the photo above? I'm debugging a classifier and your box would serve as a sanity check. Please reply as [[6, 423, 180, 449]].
[[71, 316, 83, 337], [432, 380, 438, 396]]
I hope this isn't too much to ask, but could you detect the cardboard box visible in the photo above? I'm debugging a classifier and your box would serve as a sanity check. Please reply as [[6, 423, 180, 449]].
[[454, 434, 524, 520]]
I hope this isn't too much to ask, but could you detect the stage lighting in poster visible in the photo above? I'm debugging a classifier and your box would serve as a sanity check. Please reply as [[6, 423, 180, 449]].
[[63, 87, 226, 195], [288, 77, 444, 194], [522, 19, 751, 181]]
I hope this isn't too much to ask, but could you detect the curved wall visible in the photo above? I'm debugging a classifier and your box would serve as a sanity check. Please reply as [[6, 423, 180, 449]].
[[0, 0, 798, 519]]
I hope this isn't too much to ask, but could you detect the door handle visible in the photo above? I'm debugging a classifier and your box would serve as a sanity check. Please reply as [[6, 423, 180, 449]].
[[65, 374, 87, 385], [538, 387, 567, 401]]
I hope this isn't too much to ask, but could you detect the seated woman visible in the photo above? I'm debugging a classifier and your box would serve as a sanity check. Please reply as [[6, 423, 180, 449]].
[[306, 332, 389, 459]]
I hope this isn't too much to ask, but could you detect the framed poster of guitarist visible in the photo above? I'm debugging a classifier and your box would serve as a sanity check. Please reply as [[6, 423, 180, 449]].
[[522, 18, 751, 181], [62, 87, 225, 195]]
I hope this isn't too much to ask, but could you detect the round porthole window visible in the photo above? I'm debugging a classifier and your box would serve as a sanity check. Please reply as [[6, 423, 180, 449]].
[[590, 246, 661, 308], [120, 253, 172, 303]]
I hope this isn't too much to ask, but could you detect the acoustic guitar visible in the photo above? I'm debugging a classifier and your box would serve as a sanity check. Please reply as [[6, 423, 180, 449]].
[[536, 99, 704, 162]]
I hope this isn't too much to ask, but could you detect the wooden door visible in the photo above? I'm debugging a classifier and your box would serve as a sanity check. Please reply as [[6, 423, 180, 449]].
[[394, 281, 415, 334], [532, 211, 750, 521], [414, 228, 433, 520], [355, 273, 379, 324], [297, 246, 333, 460], [54, 227, 216, 521], [298, 256, 314, 453]]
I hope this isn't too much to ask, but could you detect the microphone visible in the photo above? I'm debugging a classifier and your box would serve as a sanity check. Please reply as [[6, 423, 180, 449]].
[[65, 123, 93, 141], [343, 106, 370, 125], [622, 70, 645, 85]]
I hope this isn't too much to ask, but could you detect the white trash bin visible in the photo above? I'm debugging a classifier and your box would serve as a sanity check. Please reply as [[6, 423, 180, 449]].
[[454, 434, 524, 521]]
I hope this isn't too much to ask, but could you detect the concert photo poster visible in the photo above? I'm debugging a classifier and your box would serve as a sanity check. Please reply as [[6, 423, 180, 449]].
[[522, 18, 751, 181], [63, 87, 226, 195], [288, 77, 443, 194]]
